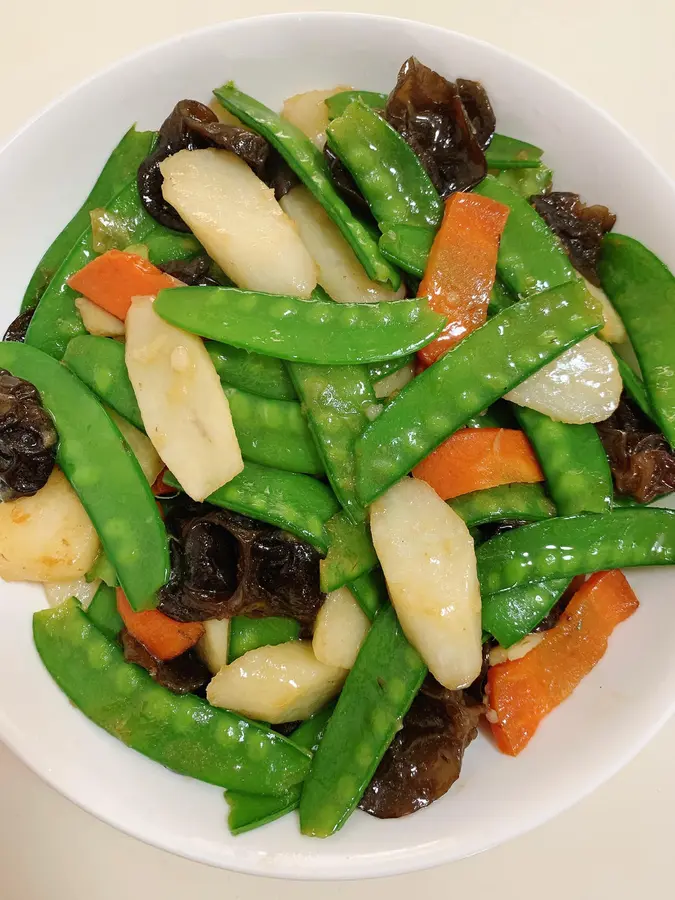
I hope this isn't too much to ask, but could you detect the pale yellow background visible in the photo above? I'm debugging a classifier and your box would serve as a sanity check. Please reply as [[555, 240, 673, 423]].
[[1, 0, 674, 896]]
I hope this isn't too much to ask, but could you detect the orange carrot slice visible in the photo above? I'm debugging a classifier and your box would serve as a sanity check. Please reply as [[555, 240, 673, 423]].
[[68, 249, 178, 320], [486, 570, 639, 756], [417, 192, 509, 367], [116, 588, 204, 661], [412, 428, 544, 500]]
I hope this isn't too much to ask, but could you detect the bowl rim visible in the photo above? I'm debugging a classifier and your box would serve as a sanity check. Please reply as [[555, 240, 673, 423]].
[[2, 10, 674, 880]]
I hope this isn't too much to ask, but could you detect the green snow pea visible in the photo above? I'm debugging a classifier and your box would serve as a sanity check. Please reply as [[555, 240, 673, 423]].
[[512, 406, 613, 515], [164, 463, 339, 552], [143, 231, 202, 267], [612, 351, 656, 423], [206, 341, 297, 401], [26, 173, 199, 360], [320, 511, 378, 593], [485, 134, 543, 169], [449, 484, 556, 529], [63, 336, 143, 430], [326, 99, 443, 229], [598, 234, 675, 447], [213, 83, 400, 289], [288, 362, 376, 522], [86, 583, 123, 639], [223, 385, 324, 476], [154, 287, 445, 365], [21, 127, 156, 312], [86, 551, 118, 588], [348, 568, 388, 621], [474, 175, 575, 298], [299, 604, 426, 837], [367, 354, 414, 383], [355, 281, 603, 504], [34, 599, 310, 795], [225, 704, 334, 835], [481, 578, 569, 648], [496, 164, 553, 199], [228, 617, 301, 663], [477, 508, 675, 594], [0, 342, 168, 610], [378, 224, 435, 278], [325, 90, 387, 119]]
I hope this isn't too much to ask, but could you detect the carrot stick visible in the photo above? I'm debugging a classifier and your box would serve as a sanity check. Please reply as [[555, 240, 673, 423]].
[[116, 588, 204, 661], [413, 428, 544, 500], [417, 192, 509, 367], [486, 570, 639, 756], [68, 249, 178, 320]]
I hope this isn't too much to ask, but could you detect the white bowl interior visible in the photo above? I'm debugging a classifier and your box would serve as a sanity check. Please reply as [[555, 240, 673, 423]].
[[0, 12, 674, 881]]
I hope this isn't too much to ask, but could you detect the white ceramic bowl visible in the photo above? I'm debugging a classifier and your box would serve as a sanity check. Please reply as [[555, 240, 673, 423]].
[[1, 11, 674, 881]]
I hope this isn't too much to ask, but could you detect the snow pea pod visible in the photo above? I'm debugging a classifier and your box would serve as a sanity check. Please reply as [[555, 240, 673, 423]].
[[481, 578, 569, 648], [320, 512, 378, 593], [299, 604, 426, 837], [228, 617, 301, 663], [223, 385, 324, 476], [21, 126, 156, 312], [378, 224, 435, 278], [326, 99, 443, 229], [474, 175, 575, 298], [356, 281, 603, 504], [325, 90, 387, 119], [226, 705, 334, 835], [164, 463, 339, 552], [63, 336, 144, 430], [477, 508, 675, 594], [26, 177, 199, 360], [512, 406, 613, 515], [449, 484, 556, 528], [485, 134, 543, 170], [86, 583, 123, 640], [612, 351, 656, 423], [213, 83, 400, 289], [348, 568, 388, 621], [34, 599, 310, 795], [598, 234, 675, 447], [0, 342, 168, 610], [206, 341, 297, 401], [288, 362, 375, 521], [154, 287, 445, 365]]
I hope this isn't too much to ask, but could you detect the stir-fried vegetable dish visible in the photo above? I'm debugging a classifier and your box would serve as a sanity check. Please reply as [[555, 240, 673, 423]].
[[5, 56, 675, 838]]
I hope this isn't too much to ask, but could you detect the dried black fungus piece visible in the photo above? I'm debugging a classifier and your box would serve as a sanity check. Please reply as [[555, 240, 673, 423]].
[[596, 394, 675, 503], [385, 57, 487, 198], [456, 78, 496, 150], [266, 151, 300, 202], [158, 497, 323, 629], [121, 629, 209, 694], [158, 255, 222, 286], [138, 99, 270, 232], [0, 370, 57, 501], [530, 192, 616, 285], [359, 686, 481, 818], [3, 307, 36, 343]]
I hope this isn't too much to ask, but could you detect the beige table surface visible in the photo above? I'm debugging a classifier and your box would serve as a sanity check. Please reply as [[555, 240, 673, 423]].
[[1, 0, 674, 896]]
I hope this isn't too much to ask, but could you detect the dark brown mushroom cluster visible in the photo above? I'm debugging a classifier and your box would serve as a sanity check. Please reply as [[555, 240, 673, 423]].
[[157, 498, 324, 629], [596, 394, 675, 503], [0, 369, 58, 501], [138, 99, 270, 232], [530, 192, 616, 285]]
